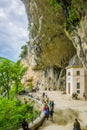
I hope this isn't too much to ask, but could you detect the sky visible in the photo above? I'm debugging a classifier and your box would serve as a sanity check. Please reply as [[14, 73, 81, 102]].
[[0, 0, 28, 62]]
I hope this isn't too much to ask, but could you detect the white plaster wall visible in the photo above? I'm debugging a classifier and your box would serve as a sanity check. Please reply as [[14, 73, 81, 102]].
[[66, 67, 85, 97], [66, 68, 73, 95], [72, 68, 85, 97]]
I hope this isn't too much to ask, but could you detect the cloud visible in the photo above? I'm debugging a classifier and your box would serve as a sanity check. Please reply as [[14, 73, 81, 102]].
[[0, 0, 28, 62], [0, 9, 6, 17]]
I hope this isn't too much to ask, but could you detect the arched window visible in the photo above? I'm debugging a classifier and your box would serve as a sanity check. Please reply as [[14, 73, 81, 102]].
[[77, 71, 80, 76]]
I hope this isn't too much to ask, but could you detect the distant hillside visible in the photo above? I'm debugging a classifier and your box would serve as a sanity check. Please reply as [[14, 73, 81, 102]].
[[0, 57, 15, 64]]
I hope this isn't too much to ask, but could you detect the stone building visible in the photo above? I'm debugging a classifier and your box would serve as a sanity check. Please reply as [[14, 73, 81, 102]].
[[66, 55, 87, 98]]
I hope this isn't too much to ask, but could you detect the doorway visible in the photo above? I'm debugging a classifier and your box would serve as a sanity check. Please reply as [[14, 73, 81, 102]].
[[68, 83, 70, 94]]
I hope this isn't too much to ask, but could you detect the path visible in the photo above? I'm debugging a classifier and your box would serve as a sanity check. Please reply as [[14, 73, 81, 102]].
[[37, 91, 87, 130]]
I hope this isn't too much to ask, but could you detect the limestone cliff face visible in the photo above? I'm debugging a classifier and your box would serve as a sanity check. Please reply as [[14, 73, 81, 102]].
[[21, 58, 61, 90], [70, 15, 87, 70], [22, 0, 76, 69], [21, 0, 76, 90], [64, 0, 87, 70], [21, 0, 87, 89]]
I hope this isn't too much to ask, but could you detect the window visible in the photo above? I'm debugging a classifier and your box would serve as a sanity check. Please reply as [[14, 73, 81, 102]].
[[77, 71, 80, 76], [76, 82, 80, 94], [77, 83, 80, 89], [68, 72, 71, 76], [77, 90, 80, 93]]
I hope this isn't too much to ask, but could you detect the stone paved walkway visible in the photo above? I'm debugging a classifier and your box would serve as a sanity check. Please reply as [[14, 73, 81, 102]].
[[37, 91, 87, 130]]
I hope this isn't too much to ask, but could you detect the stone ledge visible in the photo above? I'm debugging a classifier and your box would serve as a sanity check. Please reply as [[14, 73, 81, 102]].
[[29, 112, 45, 130]]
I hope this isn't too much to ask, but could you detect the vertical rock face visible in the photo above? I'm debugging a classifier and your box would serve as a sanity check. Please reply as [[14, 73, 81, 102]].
[[70, 15, 87, 70], [64, 1, 87, 70], [22, 0, 75, 69], [21, 58, 61, 90], [21, 0, 76, 90]]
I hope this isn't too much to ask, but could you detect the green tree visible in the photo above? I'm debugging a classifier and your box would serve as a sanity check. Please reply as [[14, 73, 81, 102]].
[[0, 60, 27, 99], [0, 98, 37, 130], [19, 45, 28, 58], [0, 60, 13, 99], [12, 60, 27, 94]]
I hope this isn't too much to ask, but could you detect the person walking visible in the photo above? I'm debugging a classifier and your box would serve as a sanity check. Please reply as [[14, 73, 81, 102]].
[[73, 118, 81, 130], [49, 108, 54, 120], [22, 118, 30, 130], [51, 100, 54, 112], [42, 92, 45, 98], [45, 105, 49, 120], [49, 100, 54, 112]]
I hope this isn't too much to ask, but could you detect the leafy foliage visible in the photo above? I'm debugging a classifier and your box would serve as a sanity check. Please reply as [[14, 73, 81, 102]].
[[12, 60, 27, 94], [28, 82, 33, 92], [47, 0, 60, 7], [0, 58, 39, 129], [0, 60, 14, 99], [67, 7, 79, 25], [0, 98, 39, 130], [0, 59, 27, 99], [67, 0, 84, 28], [20, 45, 28, 58], [0, 57, 14, 64]]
